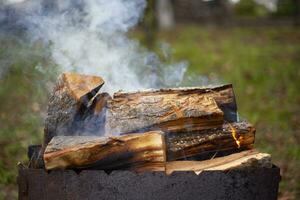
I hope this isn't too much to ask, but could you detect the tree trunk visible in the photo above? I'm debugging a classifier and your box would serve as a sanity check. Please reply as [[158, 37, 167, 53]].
[[141, 0, 157, 49], [106, 84, 237, 135], [213, 0, 232, 26], [166, 150, 272, 175], [43, 131, 166, 172], [156, 0, 175, 30], [166, 122, 255, 161], [293, 0, 300, 26]]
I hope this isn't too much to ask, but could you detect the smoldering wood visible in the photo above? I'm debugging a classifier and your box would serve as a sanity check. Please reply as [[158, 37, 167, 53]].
[[70, 92, 111, 136], [106, 84, 237, 135], [166, 122, 255, 161], [43, 72, 105, 147], [165, 150, 272, 175], [43, 131, 166, 172], [37, 92, 110, 169]]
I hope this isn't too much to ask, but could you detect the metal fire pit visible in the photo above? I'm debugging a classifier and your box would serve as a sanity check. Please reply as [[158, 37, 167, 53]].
[[18, 166, 280, 200]]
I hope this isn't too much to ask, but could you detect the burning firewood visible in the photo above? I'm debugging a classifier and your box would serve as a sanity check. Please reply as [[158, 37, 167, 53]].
[[39, 73, 264, 174], [106, 84, 237, 135], [166, 122, 255, 161], [165, 150, 272, 175], [43, 131, 166, 172], [44, 72, 105, 147]]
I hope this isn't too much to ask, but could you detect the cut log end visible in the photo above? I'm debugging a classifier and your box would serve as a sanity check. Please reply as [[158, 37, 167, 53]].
[[61, 72, 104, 103]]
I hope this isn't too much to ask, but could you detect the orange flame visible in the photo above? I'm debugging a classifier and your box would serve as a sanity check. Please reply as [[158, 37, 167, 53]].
[[229, 124, 240, 148]]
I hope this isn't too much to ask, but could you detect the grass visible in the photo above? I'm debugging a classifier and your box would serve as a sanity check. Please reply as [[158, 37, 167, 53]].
[[0, 25, 300, 199], [0, 37, 57, 200]]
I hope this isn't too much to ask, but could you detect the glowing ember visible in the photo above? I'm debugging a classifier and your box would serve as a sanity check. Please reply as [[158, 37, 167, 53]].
[[229, 124, 241, 148]]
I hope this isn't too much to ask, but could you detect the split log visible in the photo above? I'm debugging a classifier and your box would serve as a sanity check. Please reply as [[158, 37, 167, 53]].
[[166, 122, 255, 161], [43, 131, 165, 172], [71, 92, 111, 136], [44, 72, 105, 147], [166, 150, 272, 175], [106, 84, 237, 135]]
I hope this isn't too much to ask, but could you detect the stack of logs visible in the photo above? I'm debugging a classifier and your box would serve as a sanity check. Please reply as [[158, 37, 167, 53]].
[[34, 72, 272, 174]]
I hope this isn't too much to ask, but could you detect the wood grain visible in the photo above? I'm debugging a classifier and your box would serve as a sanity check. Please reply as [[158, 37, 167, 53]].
[[44, 131, 165, 172], [44, 72, 105, 146], [166, 122, 255, 161], [106, 84, 237, 135], [166, 150, 271, 175]]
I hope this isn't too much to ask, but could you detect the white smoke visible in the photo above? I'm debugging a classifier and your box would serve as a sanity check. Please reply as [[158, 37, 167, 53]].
[[2, 0, 27, 5], [6, 0, 188, 93]]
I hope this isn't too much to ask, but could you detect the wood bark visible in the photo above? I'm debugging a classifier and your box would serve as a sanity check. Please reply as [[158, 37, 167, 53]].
[[44, 72, 105, 147], [106, 84, 237, 135], [44, 131, 166, 172], [166, 122, 255, 161], [166, 150, 271, 175]]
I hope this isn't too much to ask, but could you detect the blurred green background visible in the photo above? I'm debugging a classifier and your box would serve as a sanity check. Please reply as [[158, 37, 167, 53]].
[[1, 0, 300, 199]]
